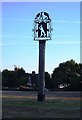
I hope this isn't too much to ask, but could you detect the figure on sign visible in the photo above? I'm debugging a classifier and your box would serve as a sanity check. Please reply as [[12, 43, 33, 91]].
[[39, 25, 46, 37], [38, 22, 47, 37]]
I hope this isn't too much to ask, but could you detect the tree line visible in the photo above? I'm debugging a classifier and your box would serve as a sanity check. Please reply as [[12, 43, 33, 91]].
[[1, 59, 82, 91]]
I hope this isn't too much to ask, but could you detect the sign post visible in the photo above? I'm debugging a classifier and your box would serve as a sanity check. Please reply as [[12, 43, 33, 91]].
[[38, 40, 46, 101], [33, 12, 52, 101]]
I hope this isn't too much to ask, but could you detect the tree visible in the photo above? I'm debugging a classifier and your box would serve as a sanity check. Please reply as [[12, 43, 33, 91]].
[[79, 63, 82, 90], [2, 69, 16, 88], [45, 72, 53, 89], [14, 67, 27, 87], [2, 60, 81, 91], [0, 71, 2, 89], [51, 59, 81, 90], [2, 69, 10, 88], [2, 67, 27, 88], [68, 73, 80, 90]]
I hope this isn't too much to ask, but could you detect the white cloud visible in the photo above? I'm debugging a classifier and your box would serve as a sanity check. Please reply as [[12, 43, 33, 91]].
[[2, 18, 33, 22], [47, 40, 80, 45], [2, 18, 81, 24], [0, 43, 16, 46], [0, 42, 37, 46], [2, 35, 32, 39], [53, 20, 81, 24], [55, 35, 79, 38], [0, 40, 80, 46]]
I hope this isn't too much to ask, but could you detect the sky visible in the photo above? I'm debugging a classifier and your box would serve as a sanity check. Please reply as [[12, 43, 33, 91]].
[[1, 2, 80, 74]]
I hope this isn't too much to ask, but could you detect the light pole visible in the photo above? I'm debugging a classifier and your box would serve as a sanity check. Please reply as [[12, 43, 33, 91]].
[[33, 12, 53, 101]]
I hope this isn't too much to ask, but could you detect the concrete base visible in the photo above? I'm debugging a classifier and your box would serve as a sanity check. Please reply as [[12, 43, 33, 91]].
[[37, 94, 45, 101]]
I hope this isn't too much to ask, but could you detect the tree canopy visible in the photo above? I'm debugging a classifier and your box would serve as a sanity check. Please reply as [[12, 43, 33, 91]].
[[51, 59, 81, 90], [2, 59, 82, 91]]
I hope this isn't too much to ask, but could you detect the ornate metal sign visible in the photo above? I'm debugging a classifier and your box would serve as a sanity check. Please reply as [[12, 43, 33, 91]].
[[33, 12, 53, 40]]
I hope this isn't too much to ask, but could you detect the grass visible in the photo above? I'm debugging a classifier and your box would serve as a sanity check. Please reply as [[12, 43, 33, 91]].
[[4, 100, 80, 108], [2, 99, 80, 118]]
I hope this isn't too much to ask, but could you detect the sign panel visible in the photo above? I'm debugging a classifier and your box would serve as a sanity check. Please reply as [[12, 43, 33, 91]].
[[33, 12, 52, 41]]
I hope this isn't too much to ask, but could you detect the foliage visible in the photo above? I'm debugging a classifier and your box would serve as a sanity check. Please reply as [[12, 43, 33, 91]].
[[51, 59, 81, 90], [0, 71, 2, 89], [2, 59, 82, 91], [45, 72, 53, 89], [2, 67, 27, 88]]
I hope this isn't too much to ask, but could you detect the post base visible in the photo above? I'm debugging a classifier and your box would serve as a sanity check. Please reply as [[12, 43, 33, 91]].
[[37, 94, 45, 101]]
